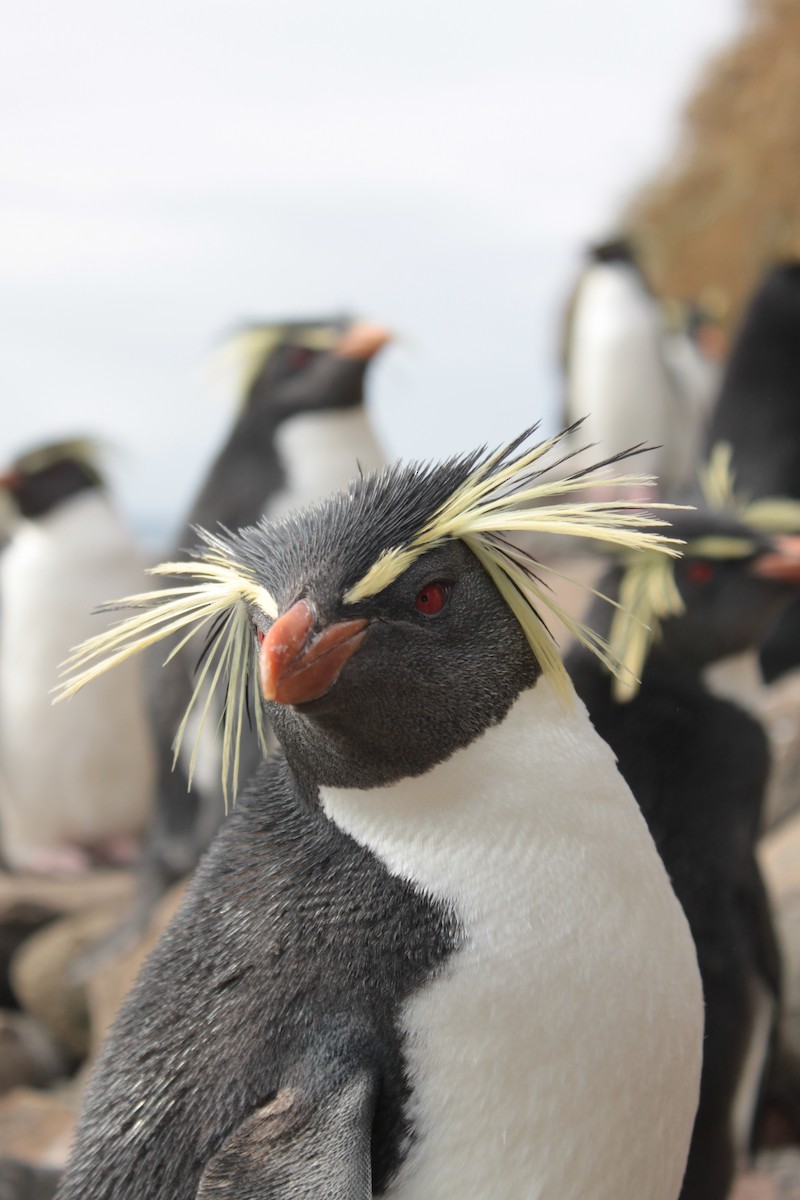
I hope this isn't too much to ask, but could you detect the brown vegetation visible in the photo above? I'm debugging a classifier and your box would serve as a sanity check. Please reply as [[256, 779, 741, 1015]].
[[629, 0, 800, 331]]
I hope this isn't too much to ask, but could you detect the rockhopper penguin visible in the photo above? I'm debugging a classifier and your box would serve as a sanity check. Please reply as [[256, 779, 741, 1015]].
[[562, 238, 711, 497], [567, 509, 800, 1200], [143, 316, 390, 893], [54, 426, 703, 1199], [0, 440, 154, 873]]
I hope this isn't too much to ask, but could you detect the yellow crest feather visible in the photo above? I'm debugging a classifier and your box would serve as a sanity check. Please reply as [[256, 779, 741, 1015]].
[[347, 424, 685, 703], [8, 437, 109, 482], [608, 553, 685, 703], [606, 442, 800, 703], [55, 551, 277, 809], [208, 322, 342, 409], [701, 442, 800, 534]]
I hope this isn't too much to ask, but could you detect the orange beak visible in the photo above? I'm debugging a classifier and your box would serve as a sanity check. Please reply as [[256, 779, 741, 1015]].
[[333, 321, 392, 361], [751, 535, 800, 584], [258, 599, 368, 706]]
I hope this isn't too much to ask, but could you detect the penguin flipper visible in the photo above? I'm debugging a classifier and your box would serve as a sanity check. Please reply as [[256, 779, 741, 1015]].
[[197, 1068, 376, 1198]]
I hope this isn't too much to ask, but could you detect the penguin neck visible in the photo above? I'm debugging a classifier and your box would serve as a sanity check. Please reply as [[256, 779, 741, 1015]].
[[320, 675, 650, 911], [269, 406, 384, 520]]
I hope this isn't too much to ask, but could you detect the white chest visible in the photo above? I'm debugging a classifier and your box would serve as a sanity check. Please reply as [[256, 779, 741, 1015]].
[[321, 681, 703, 1200], [0, 492, 143, 690], [266, 407, 384, 522]]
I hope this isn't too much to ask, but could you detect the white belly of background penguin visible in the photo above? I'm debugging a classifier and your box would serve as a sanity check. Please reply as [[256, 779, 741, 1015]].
[[0, 481, 154, 871], [323, 680, 703, 1200], [268, 405, 386, 523]]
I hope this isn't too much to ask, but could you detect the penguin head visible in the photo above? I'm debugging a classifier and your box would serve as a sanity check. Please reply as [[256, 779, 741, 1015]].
[[56, 423, 681, 802], [606, 508, 800, 697], [661, 523, 800, 669], [221, 316, 391, 425], [588, 236, 639, 267], [0, 439, 105, 520], [240, 478, 537, 788]]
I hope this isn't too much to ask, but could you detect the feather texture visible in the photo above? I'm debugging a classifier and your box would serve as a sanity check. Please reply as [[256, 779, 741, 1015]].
[[56, 542, 277, 807], [345, 423, 683, 700], [701, 442, 800, 533], [209, 321, 342, 411]]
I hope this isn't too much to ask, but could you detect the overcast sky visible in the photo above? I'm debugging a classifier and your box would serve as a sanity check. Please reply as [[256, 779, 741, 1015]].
[[1, 0, 745, 543]]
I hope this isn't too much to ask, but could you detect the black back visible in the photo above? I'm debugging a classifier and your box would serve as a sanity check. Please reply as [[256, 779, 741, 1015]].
[[707, 264, 800, 497]]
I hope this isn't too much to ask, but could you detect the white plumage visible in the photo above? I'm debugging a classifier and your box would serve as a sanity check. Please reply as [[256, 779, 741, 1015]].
[[268, 405, 386, 522], [322, 677, 704, 1200], [566, 256, 712, 497], [0, 489, 155, 871]]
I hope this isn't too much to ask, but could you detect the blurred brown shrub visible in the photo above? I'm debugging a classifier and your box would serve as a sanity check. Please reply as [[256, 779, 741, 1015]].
[[629, 0, 800, 332]]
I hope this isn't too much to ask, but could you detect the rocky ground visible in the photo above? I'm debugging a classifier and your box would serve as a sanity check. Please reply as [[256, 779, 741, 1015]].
[[0, 870, 184, 1178]]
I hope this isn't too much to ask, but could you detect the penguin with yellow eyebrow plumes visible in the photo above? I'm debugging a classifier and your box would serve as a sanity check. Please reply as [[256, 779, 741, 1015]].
[[53, 427, 702, 1200], [566, 509, 800, 1200], [561, 238, 713, 498], [0, 440, 155, 873], [140, 315, 390, 902]]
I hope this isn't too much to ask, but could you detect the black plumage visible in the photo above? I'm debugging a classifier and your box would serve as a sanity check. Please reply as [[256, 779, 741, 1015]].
[[567, 511, 800, 1200], [0, 445, 103, 520], [705, 262, 800, 681], [707, 264, 800, 498]]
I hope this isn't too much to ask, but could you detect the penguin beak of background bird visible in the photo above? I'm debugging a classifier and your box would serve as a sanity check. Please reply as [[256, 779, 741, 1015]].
[[0, 469, 23, 490], [259, 598, 369, 706], [750, 535, 800, 583], [333, 321, 392, 360]]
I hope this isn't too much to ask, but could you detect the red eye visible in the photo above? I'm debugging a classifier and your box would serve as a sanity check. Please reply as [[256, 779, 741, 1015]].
[[415, 583, 448, 615], [685, 560, 714, 585], [288, 346, 314, 370]]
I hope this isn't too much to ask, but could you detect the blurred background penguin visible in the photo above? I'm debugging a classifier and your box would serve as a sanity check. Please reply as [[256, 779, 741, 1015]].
[[0, 441, 154, 874], [136, 315, 391, 918]]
